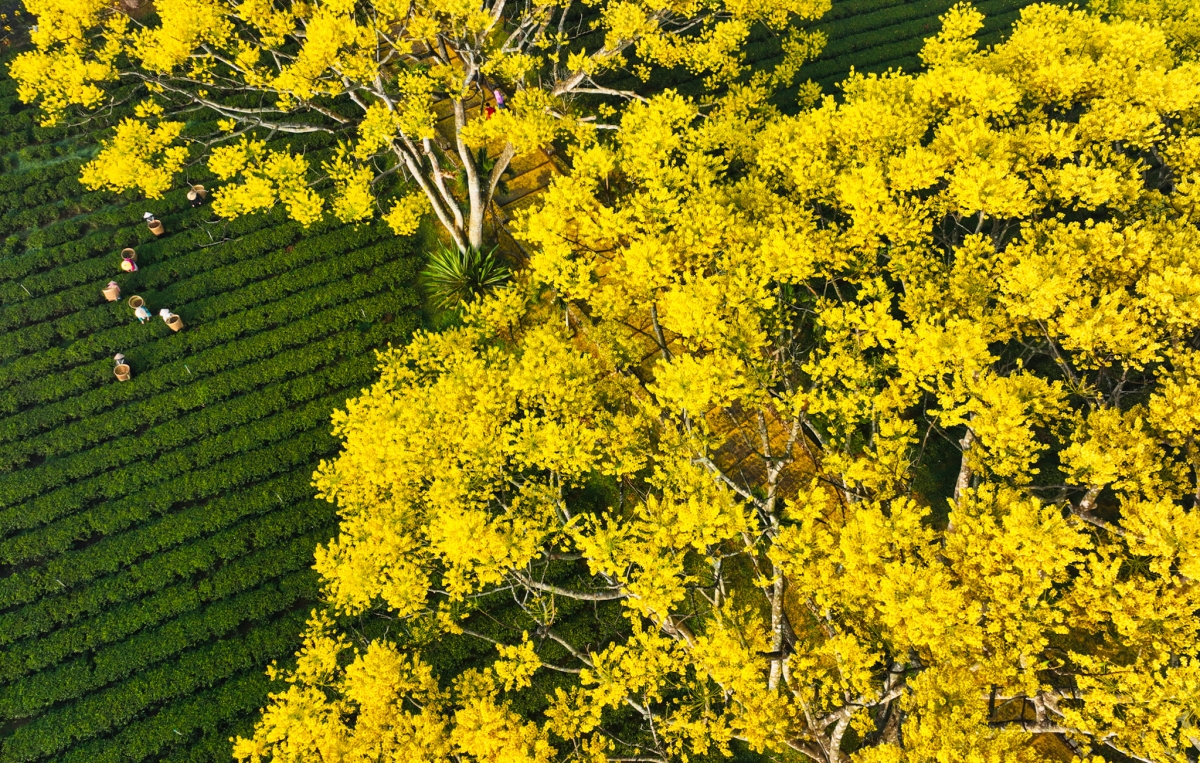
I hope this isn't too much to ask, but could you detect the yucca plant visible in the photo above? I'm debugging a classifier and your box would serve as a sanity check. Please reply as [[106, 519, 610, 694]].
[[420, 242, 512, 310]]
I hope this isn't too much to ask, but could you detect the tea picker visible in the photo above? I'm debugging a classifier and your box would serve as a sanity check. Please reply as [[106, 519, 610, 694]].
[[144, 212, 166, 236], [113, 354, 131, 382], [187, 185, 206, 208], [159, 308, 185, 332], [128, 295, 150, 323], [120, 247, 138, 273], [102, 281, 121, 302]]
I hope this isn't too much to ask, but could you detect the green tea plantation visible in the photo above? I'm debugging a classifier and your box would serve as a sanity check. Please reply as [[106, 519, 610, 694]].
[[0, 70, 423, 762]]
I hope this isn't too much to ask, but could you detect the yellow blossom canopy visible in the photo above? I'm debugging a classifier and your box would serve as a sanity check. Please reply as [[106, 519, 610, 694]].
[[238, 5, 1200, 762], [11, 0, 830, 252]]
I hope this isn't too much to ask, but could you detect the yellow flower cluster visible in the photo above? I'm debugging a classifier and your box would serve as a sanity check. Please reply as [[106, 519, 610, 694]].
[[209, 139, 324, 226], [9, 1, 122, 126], [132, 0, 233, 74], [383, 191, 430, 236], [80, 118, 188, 199], [324, 151, 376, 224]]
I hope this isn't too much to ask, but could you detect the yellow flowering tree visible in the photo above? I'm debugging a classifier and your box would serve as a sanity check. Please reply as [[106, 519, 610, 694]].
[[235, 3, 1200, 762], [1091, 0, 1200, 57], [10, 0, 827, 250]]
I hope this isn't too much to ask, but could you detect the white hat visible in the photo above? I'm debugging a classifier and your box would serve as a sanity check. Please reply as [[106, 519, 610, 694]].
[[159, 308, 172, 318], [143, 212, 155, 220]]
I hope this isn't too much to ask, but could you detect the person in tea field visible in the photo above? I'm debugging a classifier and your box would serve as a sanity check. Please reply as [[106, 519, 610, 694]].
[[133, 304, 151, 323]]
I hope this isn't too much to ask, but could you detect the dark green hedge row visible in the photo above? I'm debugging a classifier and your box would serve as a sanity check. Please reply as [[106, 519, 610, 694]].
[[0, 334, 375, 474], [815, 0, 1032, 61], [161, 723, 260, 763], [0, 308, 416, 554], [1, 202, 259, 336], [0, 164, 84, 214], [0, 158, 79, 197], [800, 6, 1028, 88], [2, 360, 351, 483], [0, 238, 307, 388], [0, 206, 176, 291], [3, 247, 412, 427], [820, 0, 961, 40], [0, 188, 108, 242], [3, 317, 319, 477], [0, 419, 330, 566], [0, 436, 337, 616], [0, 283, 416, 454], [1, 186, 373, 357], [0, 302, 416, 561], [0, 497, 328, 651], [21, 193, 164, 253], [1, 608, 310, 763], [0, 250, 413, 477], [0, 217, 394, 394], [0, 568, 315, 718], [0, 388, 343, 558], [0, 321, 403, 555], [0, 509, 321, 680], [820, 0, 909, 23], [56, 669, 275, 763], [0, 118, 328, 287], [0, 363, 357, 503], [736, 0, 1035, 93], [2, 137, 344, 327], [611, 0, 1052, 104]]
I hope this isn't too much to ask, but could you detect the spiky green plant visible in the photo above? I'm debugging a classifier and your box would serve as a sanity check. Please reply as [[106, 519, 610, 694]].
[[420, 242, 512, 310]]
